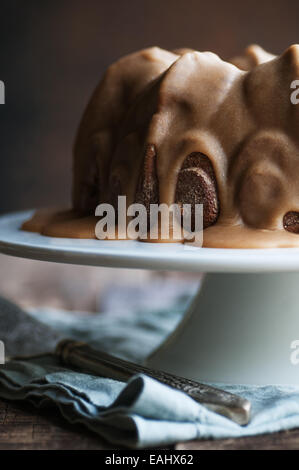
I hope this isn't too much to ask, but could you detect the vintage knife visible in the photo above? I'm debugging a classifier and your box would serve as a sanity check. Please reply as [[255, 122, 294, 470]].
[[0, 296, 250, 426], [55, 339, 251, 425]]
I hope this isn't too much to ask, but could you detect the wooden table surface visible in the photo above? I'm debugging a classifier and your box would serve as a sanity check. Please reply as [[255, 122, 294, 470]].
[[0, 397, 299, 450]]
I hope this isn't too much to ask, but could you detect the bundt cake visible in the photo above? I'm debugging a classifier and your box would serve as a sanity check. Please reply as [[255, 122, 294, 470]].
[[23, 44, 299, 248]]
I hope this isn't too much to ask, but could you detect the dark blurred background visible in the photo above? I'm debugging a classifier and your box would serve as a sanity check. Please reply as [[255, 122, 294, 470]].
[[1, 0, 299, 214], [0, 0, 298, 310]]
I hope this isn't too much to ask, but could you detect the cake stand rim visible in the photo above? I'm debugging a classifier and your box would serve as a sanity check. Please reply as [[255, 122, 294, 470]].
[[1, 209, 299, 272]]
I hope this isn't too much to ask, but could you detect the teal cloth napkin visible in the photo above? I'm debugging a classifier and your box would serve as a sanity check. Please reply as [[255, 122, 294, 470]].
[[1, 281, 299, 448]]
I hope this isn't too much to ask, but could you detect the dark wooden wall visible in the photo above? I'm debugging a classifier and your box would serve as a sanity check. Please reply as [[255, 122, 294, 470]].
[[1, 0, 298, 213]]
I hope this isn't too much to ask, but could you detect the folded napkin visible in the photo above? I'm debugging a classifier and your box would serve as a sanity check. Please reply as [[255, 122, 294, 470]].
[[1, 280, 299, 448]]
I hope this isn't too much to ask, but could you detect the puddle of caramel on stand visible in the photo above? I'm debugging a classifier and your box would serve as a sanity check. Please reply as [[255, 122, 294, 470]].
[[22, 208, 299, 248], [202, 223, 299, 248], [22, 208, 130, 240]]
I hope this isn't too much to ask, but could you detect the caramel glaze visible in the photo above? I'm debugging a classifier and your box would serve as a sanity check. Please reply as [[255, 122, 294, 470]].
[[23, 44, 299, 248], [229, 44, 276, 71]]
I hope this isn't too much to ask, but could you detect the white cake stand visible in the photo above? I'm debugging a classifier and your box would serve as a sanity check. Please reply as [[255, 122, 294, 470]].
[[2, 210, 299, 385]]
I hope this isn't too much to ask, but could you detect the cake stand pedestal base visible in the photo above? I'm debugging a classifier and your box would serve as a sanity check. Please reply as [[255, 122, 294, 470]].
[[147, 273, 299, 385], [3, 212, 299, 385]]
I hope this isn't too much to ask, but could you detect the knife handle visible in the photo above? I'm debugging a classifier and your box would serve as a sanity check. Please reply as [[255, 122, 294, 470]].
[[55, 339, 250, 425]]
